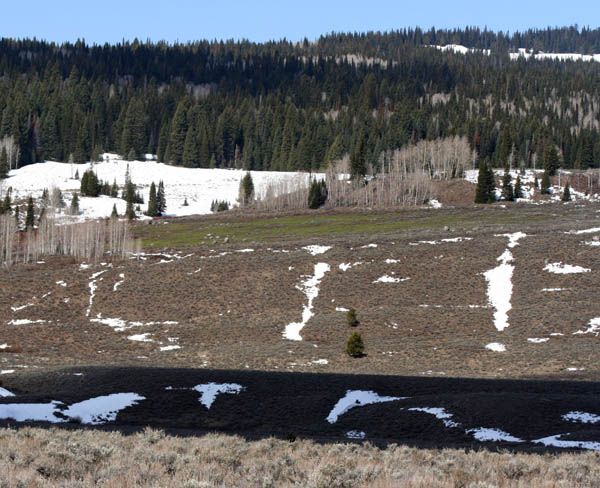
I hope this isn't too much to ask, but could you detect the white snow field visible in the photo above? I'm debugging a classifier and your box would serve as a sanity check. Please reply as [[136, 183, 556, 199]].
[[430, 44, 600, 64], [573, 317, 600, 337], [1, 154, 321, 219], [283, 263, 330, 341], [326, 390, 407, 423]]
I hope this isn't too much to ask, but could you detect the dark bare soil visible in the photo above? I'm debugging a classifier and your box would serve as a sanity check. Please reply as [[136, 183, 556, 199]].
[[1, 366, 599, 452]]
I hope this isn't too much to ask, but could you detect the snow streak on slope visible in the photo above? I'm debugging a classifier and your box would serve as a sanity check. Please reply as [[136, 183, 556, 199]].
[[483, 233, 526, 332], [283, 263, 330, 341], [3, 155, 323, 219], [326, 390, 407, 423]]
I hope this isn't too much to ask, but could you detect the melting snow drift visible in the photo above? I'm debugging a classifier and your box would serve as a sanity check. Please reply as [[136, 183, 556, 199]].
[[0, 393, 144, 424], [327, 390, 407, 424], [544, 262, 590, 274], [283, 263, 330, 341], [483, 233, 526, 331]]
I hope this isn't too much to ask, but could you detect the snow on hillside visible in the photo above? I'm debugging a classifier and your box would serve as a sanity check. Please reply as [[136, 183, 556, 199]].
[[1, 154, 321, 219], [464, 168, 600, 203], [430, 45, 600, 63]]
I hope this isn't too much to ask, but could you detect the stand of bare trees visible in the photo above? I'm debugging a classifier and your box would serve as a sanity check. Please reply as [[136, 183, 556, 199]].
[[0, 213, 134, 267], [254, 175, 313, 212], [255, 136, 475, 211]]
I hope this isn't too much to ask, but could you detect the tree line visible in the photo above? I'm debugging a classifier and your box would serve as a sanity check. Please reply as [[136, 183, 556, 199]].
[[0, 27, 599, 178]]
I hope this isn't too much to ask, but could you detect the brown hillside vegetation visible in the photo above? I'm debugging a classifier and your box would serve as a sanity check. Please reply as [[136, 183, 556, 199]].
[[0, 427, 598, 487]]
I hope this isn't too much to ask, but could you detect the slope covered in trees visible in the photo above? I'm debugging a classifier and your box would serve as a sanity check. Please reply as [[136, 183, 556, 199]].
[[0, 26, 599, 174]]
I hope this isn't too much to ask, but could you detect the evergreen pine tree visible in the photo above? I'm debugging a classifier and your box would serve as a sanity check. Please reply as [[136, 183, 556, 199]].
[[514, 175, 524, 199], [475, 162, 495, 203], [111, 203, 118, 218], [346, 308, 359, 327], [146, 182, 158, 217], [0, 147, 8, 179], [541, 170, 552, 195], [2, 192, 11, 214], [346, 332, 365, 358], [350, 131, 367, 180], [543, 144, 560, 176], [562, 182, 571, 202], [25, 196, 35, 229], [239, 172, 254, 207], [168, 100, 188, 165], [70, 193, 80, 215], [14, 205, 19, 226], [501, 166, 514, 201], [308, 178, 328, 209], [156, 181, 166, 215]]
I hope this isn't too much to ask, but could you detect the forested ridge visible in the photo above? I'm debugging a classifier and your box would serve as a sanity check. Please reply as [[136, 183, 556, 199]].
[[1, 25, 600, 175]]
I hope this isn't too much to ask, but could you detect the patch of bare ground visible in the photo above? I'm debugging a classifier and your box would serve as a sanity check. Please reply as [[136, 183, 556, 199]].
[[0, 427, 598, 487], [0, 203, 598, 380]]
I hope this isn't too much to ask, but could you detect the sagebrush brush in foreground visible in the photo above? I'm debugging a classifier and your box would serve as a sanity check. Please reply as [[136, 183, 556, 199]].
[[0, 427, 598, 487]]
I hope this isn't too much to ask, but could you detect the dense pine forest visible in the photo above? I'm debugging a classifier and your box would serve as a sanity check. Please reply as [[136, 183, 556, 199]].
[[1, 26, 600, 174]]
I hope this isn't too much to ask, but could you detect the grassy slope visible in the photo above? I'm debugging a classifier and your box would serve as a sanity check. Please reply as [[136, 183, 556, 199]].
[[134, 207, 551, 249]]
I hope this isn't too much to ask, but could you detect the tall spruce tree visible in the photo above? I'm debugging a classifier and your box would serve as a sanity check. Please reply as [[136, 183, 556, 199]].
[[167, 101, 188, 165], [562, 182, 572, 201], [350, 131, 367, 180], [501, 166, 514, 201], [543, 144, 560, 176], [239, 172, 254, 207], [70, 193, 80, 215], [25, 196, 35, 229], [0, 147, 8, 179], [156, 180, 166, 216], [541, 170, 552, 194], [514, 175, 524, 199], [147, 182, 158, 217]]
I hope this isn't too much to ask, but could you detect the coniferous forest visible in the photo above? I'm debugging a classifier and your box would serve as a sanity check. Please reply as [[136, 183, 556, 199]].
[[1, 26, 600, 173]]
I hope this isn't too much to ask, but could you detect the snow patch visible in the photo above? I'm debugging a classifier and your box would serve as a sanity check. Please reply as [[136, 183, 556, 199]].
[[534, 434, 600, 451], [562, 411, 600, 424], [326, 390, 407, 424], [302, 245, 331, 256], [544, 262, 590, 274], [193, 383, 244, 409], [467, 427, 523, 443], [373, 275, 409, 284], [283, 263, 330, 341], [407, 407, 460, 428], [346, 430, 366, 439], [410, 237, 472, 246], [485, 342, 506, 352], [127, 333, 153, 342], [7, 319, 47, 325], [0, 387, 15, 397], [573, 317, 600, 336], [113, 273, 125, 291], [0, 393, 144, 424], [528, 338, 549, 344], [483, 233, 525, 332], [61, 393, 145, 425]]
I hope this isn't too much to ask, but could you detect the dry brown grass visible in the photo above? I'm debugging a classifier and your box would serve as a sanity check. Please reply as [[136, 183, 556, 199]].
[[0, 427, 598, 487]]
